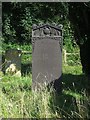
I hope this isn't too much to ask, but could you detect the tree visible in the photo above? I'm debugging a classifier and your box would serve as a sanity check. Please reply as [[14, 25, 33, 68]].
[[68, 2, 90, 76]]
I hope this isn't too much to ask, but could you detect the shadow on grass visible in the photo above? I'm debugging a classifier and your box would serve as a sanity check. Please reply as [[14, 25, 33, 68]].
[[51, 73, 90, 118], [21, 62, 32, 75], [62, 73, 89, 92]]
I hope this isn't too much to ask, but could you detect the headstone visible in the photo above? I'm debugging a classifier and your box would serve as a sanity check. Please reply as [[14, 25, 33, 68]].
[[0, 53, 2, 71], [32, 24, 63, 91], [5, 49, 21, 77], [0, 53, 3, 77]]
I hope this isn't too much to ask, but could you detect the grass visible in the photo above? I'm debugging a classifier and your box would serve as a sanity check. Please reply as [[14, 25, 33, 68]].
[[0, 65, 90, 118]]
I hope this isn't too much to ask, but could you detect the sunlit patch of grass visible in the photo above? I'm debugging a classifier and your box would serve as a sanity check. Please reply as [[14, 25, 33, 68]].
[[63, 65, 82, 75], [63, 90, 84, 99]]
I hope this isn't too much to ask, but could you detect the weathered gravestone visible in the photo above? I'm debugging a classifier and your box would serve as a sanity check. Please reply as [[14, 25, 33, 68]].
[[32, 24, 63, 91], [0, 54, 3, 76], [5, 49, 21, 77], [0, 54, 2, 71]]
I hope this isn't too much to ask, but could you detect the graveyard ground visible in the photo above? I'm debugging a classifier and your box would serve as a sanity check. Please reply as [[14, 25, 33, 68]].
[[0, 65, 90, 118]]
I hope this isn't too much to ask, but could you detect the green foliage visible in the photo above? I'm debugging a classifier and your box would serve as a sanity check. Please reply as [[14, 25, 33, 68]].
[[2, 2, 69, 44], [66, 53, 81, 66], [2, 2, 79, 55], [1, 75, 32, 98], [2, 14, 16, 43], [2, 43, 32, 52], [2, 2, 90, 50], [22, 54, 32, 64]]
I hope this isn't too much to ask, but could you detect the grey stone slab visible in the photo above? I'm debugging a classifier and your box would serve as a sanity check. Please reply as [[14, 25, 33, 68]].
[[32, 24, 63, 91]]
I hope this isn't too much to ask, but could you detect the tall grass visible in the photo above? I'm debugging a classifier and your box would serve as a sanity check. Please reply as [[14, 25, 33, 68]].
[[0, 66, 90, 118], [0, 84, 58, 118]]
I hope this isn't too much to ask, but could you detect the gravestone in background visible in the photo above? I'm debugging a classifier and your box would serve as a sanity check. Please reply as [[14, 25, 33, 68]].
[[5, 49, 21, 77], [32, 24, 63, 91], [0, 54, 2, 71], [0, 54, 3, 76]]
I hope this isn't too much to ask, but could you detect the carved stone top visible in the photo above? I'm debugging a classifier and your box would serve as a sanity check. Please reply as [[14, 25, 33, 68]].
[[32, 24, 62, 37]]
